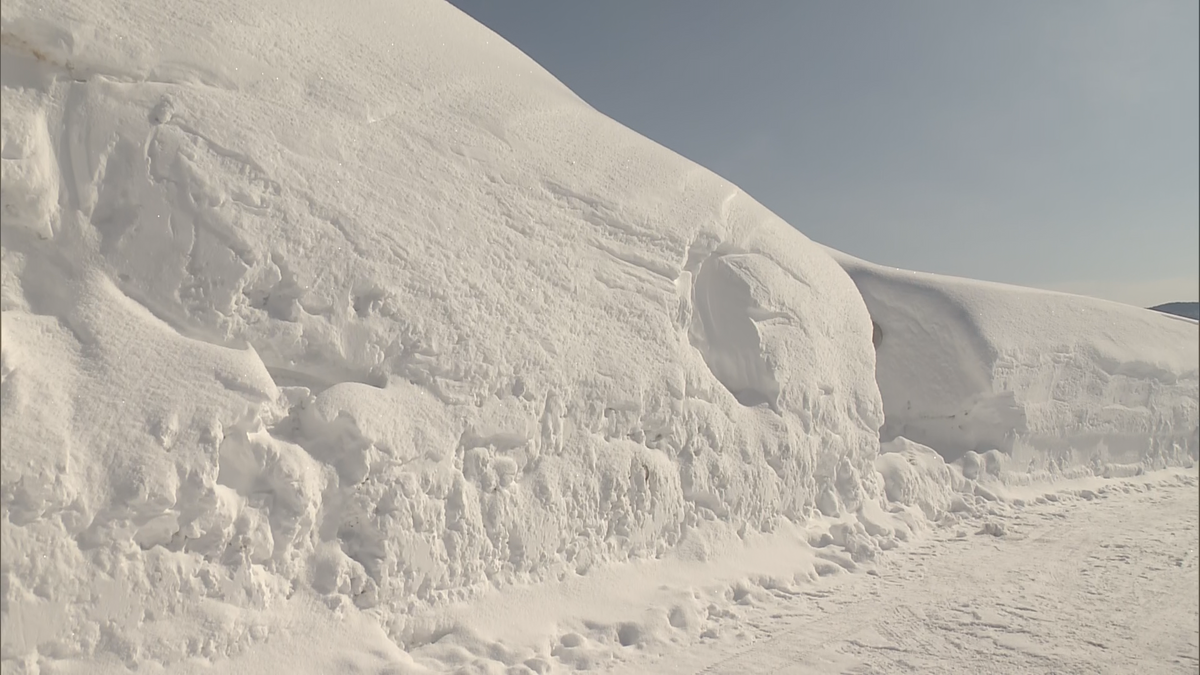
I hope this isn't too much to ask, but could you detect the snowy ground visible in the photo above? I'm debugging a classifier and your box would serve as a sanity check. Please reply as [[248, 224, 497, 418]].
[[641, 470, 1200, 675]]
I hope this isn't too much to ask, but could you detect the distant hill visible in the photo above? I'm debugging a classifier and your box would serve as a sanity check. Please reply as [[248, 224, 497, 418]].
[[1149, 302, 1200, 320]]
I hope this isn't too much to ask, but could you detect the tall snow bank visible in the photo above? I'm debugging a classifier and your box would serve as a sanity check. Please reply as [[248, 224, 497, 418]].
[[0, 0, 884, 666], [831, 251, 1199, 471]]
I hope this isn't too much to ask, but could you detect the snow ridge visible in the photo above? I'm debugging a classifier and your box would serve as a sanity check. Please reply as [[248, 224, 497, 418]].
[[831, 250, 1199, 471]]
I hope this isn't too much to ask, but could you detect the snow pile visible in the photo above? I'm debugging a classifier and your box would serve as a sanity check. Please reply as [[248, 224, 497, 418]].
[[832, 251, 1200, 473], [1, 0, 887, 669], [874, 437, 965, 520]]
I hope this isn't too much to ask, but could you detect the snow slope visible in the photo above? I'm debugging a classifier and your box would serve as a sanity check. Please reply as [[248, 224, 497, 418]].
[[832, 251, 1200, 472], [1, 0, 888, 670]]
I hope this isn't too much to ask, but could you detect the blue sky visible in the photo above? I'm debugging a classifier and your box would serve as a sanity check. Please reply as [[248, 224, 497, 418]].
[[448, 0, 1198, 306]]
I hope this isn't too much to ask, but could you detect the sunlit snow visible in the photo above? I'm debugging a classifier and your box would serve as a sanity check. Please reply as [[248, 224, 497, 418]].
[[1, 1, 1196, 674]]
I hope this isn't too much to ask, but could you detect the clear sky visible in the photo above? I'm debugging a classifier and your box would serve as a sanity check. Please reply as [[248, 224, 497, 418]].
[[448, 0, 1199, 307]]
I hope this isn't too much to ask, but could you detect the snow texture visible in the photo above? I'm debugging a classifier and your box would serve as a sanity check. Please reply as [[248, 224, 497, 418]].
[[1, 0, 1198, 672], [628, 470, 1200, 675], [832, 250, 1199, 471]]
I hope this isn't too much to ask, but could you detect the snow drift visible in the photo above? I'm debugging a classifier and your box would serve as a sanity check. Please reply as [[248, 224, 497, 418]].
[[1, 0, 886, 667], [832, 251, 1200, 472]]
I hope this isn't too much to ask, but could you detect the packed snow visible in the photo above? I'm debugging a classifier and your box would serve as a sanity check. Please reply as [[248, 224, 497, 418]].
[[619, 470, 1199, 675], [1, 0, 1196, 674]]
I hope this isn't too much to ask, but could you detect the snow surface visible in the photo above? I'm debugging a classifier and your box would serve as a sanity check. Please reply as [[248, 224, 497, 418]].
[[832, 251, 1199, 471], [1, 0, 1198, 673], [619, 470, 1200, 675]]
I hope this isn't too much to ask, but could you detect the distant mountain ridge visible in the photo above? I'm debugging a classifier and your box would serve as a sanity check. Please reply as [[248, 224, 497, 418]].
[[1149, 302, 1200, 320]]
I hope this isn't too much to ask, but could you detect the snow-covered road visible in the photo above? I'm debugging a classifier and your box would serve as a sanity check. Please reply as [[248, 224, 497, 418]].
[[622, 471, 1199, 675]]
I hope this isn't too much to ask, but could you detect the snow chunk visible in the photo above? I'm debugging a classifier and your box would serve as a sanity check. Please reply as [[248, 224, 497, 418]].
[[1, 91, 58, 239], [876, 437, 962, 520]]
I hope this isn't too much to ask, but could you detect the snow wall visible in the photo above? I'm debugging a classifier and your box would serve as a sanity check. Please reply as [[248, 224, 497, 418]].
[[831, 251, 1200, 472], [1, 0, 886, 664]]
